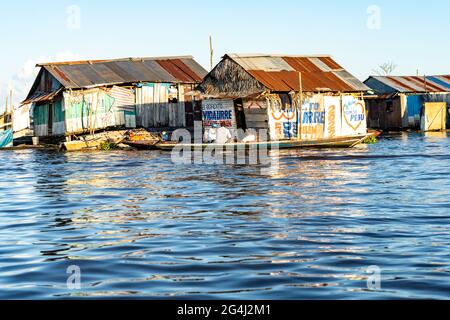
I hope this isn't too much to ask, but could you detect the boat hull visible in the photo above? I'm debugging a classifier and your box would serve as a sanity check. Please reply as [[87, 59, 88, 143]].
[[156, 133, 376, 152], [122, 140, 159, 150]]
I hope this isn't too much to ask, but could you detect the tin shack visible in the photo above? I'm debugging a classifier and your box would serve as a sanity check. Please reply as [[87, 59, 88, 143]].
[[364, 75, 450, 131], [21, 56, 207, 141], [199, 54, 370, 142]]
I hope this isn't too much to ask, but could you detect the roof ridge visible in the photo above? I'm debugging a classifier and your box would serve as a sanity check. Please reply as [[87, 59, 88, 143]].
[[37, 55, 195, 67], [372, 74, 450, 78], [226, 53, 333, 59]]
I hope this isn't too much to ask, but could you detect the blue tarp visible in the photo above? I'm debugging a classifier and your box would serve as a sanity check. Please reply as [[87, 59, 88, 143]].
[[0, 129, 13, 148]]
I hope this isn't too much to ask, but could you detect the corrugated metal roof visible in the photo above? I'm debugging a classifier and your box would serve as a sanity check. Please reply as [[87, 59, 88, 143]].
[[22, 89, 63, 105], [368, 75, 450, 93], [37, 56, 208, 89], [226, 54, 369, 92]]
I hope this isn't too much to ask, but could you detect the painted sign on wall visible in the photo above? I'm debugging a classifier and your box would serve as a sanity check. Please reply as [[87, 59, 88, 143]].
[[202, 99, 237, 129], [341, 96, 367, 135], [301, 95, 325, 140], [270, 109, 298, 140], [324, 96, 342, 138]]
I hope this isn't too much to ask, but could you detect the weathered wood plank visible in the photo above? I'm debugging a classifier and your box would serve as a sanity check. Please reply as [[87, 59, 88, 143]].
[[246, 121, 268, 129]]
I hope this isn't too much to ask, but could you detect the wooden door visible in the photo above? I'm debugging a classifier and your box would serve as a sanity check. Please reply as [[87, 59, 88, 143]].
[[421, 102, 446, 132]]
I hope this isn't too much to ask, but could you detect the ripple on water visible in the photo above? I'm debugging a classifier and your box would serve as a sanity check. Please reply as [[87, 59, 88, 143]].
[[1, 133, 450, 299]]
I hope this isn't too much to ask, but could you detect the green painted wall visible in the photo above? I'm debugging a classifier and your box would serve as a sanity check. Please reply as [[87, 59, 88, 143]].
[[53, 100, 65, 123], [65, 93, 115, 120], [33, 104, 49, 126]]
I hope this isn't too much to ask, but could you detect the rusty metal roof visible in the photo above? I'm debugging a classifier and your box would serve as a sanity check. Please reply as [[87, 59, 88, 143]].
[[226, 54, 369, 92], [367, 75, 450, 93], [37, 56, 208, 89], [22, 88, 63, 105]]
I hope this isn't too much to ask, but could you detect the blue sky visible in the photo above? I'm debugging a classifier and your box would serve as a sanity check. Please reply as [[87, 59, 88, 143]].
[[1, 0, 450, 110]]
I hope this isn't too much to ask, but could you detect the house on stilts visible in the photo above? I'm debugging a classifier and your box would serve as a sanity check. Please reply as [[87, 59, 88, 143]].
[[19, 56, 207, 142], [364, 75, 450, 131], [198, 54, 370, 142]]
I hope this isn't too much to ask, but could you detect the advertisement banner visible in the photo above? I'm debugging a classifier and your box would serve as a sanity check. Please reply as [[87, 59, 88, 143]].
[[341, 96, 367, 136], [300, 95, 325, 140], [202, 100, 237, 129]]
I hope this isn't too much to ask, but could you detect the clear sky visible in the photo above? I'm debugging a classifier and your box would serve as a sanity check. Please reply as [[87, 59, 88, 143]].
[[1, 0, 450, 110]]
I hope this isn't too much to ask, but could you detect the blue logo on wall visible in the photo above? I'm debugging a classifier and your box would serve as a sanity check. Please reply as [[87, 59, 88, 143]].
[[283, 122, 298, 138]]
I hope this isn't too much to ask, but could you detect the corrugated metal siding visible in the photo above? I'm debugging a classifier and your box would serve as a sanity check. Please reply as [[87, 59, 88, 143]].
[[33, 104, 49, 137], [135, 83, 186, 128], [64, 87, 136, 135], [107, 86, 136, 128], [52, 99, 66, 135], [406, 95, 423, 128]]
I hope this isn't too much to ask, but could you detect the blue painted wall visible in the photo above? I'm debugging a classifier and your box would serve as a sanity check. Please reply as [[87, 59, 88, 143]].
[[407, 95, 423, 117]]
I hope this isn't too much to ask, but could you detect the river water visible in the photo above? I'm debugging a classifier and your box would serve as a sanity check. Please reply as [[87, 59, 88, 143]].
[[1, 132, 450, 299]]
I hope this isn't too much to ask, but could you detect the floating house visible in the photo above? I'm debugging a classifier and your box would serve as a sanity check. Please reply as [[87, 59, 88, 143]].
[[20, 56, 207, 141], [364, 75, 450, 131], [199, 54, 370, 142]]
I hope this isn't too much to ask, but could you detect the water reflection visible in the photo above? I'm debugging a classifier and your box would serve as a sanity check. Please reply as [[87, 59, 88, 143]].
[[1, 133, 450, 299], [424, 131, 448, 139]]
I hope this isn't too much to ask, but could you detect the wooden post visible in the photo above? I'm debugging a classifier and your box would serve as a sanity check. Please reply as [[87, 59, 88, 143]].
[[9, 89, 13, 131], [298, 71, 303, 140], [209, 35, 214, 71]]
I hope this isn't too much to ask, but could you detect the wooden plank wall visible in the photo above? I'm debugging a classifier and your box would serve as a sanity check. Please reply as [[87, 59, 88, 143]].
[[244, 108, 269, 129], [136, 83, 186, 128]]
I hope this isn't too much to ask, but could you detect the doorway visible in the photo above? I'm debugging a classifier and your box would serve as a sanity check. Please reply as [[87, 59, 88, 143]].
[[421, 102, 446, 132], [234, 99, 247, 131]]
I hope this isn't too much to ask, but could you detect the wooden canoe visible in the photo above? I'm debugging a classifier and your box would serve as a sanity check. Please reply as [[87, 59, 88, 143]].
[[122, 140, 159, 150], [155, 132, 378, 152]]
